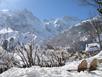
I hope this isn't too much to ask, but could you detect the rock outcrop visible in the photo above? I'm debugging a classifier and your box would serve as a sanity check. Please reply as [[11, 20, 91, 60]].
[[89, 58, 98, 71], [78, 60, 87, 72]]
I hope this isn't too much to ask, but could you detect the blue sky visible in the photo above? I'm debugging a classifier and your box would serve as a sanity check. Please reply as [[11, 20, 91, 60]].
[[0, 0, 97, 20]]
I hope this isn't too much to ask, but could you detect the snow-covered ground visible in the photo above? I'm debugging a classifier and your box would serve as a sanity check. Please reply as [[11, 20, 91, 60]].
[[1, 51, 102, 77]]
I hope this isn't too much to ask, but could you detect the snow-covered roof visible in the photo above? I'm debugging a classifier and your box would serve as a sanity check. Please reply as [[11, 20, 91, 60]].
[[87, 43, 100, 47], [85, 43, 100, 52]]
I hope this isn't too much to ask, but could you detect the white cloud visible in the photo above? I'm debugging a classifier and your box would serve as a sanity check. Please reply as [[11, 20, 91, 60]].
[[0, 0, 20, 4], [0, 0, 21, 9]]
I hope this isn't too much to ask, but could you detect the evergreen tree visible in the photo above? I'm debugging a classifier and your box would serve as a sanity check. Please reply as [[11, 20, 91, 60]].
[[97, 1, 102, 14], [2, 40, 8, 51]]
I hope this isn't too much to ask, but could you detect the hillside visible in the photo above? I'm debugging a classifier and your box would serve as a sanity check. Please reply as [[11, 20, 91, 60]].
[[46, 16, 102, 50]]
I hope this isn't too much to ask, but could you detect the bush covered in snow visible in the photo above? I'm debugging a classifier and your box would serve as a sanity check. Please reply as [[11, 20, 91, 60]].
[[14, 42, 67, 67]]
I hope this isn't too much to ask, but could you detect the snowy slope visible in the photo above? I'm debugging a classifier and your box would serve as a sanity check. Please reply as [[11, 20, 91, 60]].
[[0, 27, 37, 45], [1, 51, 102, 77]]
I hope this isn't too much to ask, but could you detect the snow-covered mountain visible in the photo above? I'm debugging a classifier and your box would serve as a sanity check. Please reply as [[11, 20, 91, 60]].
[[0, 9, 49, 39], [46, 16, 102, 48], [0, 9, 80, 44], [44, 16, 80, 35]]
